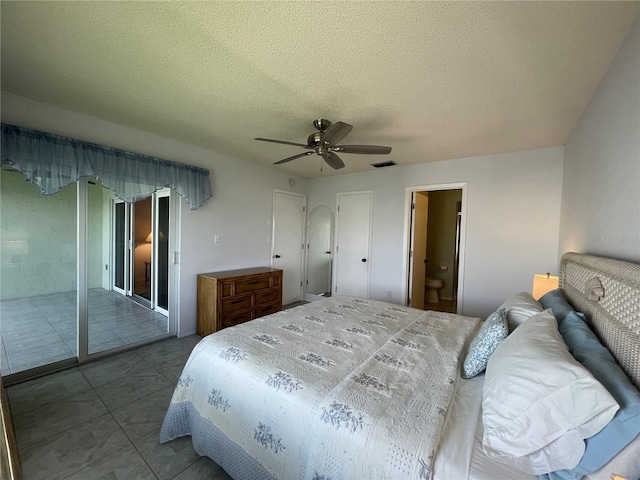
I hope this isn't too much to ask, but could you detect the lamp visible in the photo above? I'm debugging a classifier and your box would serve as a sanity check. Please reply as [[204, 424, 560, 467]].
[[532, 272, 559, 300], [145, 231, 166, 243]]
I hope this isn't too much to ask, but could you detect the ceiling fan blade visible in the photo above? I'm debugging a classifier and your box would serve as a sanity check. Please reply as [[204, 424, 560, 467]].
[[321, 151, 345, 169], [322, 122, 353, 145], [273, 151, 314, 165], [334, 145, 392, 155], [255, 137, 310, 148]]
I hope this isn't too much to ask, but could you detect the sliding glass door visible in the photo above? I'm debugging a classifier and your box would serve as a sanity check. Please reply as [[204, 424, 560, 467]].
[[0, 168, 78, 376], [0, 174, 174, 380], [155, 191, 170, 315], [113, 201, 128, 296], [108, 189, 171, 346]]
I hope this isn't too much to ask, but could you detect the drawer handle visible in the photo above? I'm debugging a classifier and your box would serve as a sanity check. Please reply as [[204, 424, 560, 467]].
[[230, 299, 245, 305], [246, 280, 263, 285]]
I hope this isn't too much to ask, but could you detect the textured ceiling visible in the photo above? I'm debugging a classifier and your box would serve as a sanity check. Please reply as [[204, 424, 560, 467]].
[[1, 1, 638, 178]]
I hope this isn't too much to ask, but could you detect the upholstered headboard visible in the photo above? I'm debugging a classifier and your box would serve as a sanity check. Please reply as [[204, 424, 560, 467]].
[[559, 252, 640, 389]]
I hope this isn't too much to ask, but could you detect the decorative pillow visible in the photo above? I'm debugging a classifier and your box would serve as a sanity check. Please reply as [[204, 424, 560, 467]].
[[544, 312, 640, 479], [482, 309, 619, 475], [462, 308, 508, 379], [497, 291, 543, 331], [539, 289, 585, 324]]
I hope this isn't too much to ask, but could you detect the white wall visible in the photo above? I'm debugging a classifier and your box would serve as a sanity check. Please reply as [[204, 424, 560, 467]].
[[1, 92, 564, 326], [1, 93, 308, 336], [560, 15, 640, 263], [307, 147, 564, 318]]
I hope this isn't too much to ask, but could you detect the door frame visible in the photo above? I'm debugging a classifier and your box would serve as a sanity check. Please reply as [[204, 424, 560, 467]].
[[271, 189, 307, 304], [334, 190, 373, 298], [402, 183, 467, 313]]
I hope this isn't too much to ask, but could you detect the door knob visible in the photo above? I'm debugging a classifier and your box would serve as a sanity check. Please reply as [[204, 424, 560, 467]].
[[361, 258, 367, 263], [274, 254, 281, 258]]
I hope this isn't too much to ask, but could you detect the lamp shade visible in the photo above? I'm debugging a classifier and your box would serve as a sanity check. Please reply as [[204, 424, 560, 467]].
[[532, 273, 559, 300], [145, 231, 166, 243]]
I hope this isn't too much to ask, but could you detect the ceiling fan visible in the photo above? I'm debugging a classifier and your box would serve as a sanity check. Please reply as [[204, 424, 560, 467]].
[[255, 119, 392, 170]]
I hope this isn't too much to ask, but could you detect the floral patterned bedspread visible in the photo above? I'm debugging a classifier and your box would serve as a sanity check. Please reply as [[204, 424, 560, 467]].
[[160, 296, 480, 480]]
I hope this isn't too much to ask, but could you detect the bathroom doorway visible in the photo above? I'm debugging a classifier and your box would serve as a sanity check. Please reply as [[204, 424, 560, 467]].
[[404, 184, 466, 314]]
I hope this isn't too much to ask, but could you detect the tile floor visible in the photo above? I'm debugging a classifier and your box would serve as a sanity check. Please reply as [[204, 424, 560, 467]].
[[7, 334, 232, 480], [424, 297, 457, 314], [1, 289, 169, 375]]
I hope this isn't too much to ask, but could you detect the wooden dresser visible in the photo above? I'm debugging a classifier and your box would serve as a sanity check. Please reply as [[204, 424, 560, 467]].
[[197, 267, 283, 336]]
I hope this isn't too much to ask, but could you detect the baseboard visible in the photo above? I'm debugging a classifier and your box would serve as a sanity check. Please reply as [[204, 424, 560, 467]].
[[179, 330, 197, 338]]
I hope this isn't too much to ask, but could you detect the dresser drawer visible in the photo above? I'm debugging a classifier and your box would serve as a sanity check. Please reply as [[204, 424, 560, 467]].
[[221, 310, 253, 329], [219, 281, 233, 298], [255, 289, 279, 306], [235, 276, 272, 295], [255, 303, 280, 318], [221, 295, 251, 314]]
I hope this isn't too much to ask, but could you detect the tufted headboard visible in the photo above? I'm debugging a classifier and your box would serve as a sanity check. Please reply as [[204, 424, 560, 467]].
[[559, 252, 640, 389]]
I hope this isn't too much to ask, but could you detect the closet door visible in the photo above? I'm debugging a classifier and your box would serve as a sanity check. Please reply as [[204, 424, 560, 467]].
[[335, 191, 372, 297], [272, 190, 306, 305]]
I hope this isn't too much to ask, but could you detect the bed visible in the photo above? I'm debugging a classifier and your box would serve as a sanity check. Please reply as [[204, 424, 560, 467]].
[[160, 253, 640, 480]]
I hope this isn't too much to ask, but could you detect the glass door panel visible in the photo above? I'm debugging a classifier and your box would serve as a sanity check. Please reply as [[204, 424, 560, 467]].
[[0, 169, 77, 375], [156, 194, 170, 313], [132, 197, 152, 306], [87, 181, 128, 354], [113, 201, 128, 294]]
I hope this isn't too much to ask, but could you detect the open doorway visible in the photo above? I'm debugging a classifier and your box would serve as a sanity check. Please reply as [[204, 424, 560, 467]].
[[405, 184, 466, 314]]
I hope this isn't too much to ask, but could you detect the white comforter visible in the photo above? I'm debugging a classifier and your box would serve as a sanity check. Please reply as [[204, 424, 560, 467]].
[[160, 296, 480, 480]]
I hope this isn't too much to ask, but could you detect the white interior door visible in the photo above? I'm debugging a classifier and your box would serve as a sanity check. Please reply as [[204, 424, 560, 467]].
[[409, 192, 428, 308], [272, 191, 306, 305], [335, 191, 372, 297]]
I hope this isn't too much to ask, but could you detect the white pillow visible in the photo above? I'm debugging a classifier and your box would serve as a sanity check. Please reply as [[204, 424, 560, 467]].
[[497, 291, 543, 331], [482, 309, 619, 475]]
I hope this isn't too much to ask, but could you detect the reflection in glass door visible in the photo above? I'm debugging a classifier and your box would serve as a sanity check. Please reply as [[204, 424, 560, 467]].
[[155, 192, 170, 314], [0, 169, 77, 376], [110, 190, 170, 314], [132, 197, 152, 306], [113, 201, 128, 295], [1, 176, 174, 380], [88, 185, 170, 355]]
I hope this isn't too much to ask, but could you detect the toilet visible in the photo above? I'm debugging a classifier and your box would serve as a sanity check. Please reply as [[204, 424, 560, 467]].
[[425, 277, 444, 304]]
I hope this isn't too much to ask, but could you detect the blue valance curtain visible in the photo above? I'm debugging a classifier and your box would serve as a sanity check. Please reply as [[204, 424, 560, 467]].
[[1, 123, 212, 210]]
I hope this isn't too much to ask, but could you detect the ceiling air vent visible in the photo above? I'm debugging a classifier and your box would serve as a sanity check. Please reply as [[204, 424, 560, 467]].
[[370, 160, 397, 168]]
